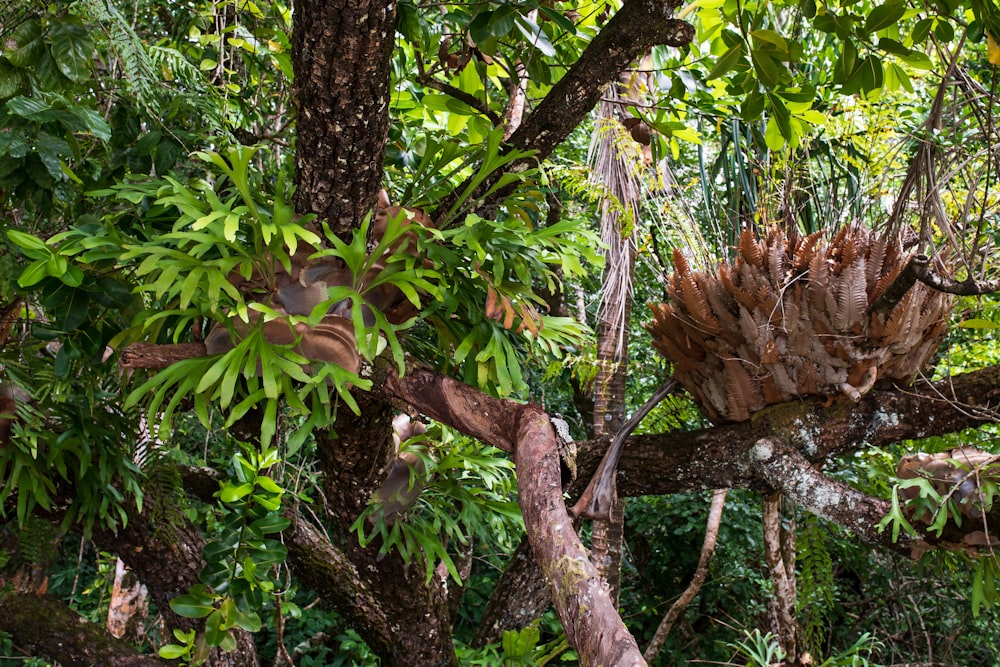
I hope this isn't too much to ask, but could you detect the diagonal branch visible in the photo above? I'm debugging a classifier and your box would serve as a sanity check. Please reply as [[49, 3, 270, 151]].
[[643, 489, 727, 662], [749, 436, 910, 551], [379, 367, 647, 665], [429, 0, 694, 222], [0, 591, 171, 667], [283, 511, 395, 657]]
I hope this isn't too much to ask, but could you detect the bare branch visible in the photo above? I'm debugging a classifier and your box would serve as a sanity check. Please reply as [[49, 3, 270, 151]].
[[762, 494, 798, 658], [748, 436, 910, 551], [643, 489, 727, 662], [872, 254, 999, 314], [430, 0, 694, 222], [912, 255, 1000, 295], [514, 409, 648, 666]]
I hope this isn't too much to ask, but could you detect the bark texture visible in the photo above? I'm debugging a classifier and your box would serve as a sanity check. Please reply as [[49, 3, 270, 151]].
[[471, 536, 550, 646], [383, 370, 648, 665], [0, 591, 170, 667], [292, 0, 396, 236], [514, 409, 647, 666], [90, 478, 260, 667]]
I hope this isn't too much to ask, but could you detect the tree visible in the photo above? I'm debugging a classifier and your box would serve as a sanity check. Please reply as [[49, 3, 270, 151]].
[[1, 0, 999, 666]]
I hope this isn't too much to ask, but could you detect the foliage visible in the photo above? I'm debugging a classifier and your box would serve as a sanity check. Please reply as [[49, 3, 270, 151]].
[[796, 515, 836, 659], [0, 354, 143, 535], [2, 0, 1000, 664], [160, 442, 290, 660], [353, 427, 522, 583]]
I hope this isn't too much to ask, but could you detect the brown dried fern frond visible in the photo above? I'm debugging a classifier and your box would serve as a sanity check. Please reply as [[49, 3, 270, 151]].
[[647, 227, 953, 423]]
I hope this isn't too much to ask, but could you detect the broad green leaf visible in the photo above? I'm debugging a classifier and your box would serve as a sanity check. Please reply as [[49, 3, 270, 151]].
[[0, 61, 26, 99], [958, 318, 1000, 330], [6, 229, 51, 258], [49, 21, 94, 83], [750, 29, 788, 53], [764, 115, 786, 151], [706, 42, 746, 81], [751, 49, 783, 88], [4, 20, 43, 68], [158, 644, 190, 659], [17, 260, 50, 287], [249, 514, 291, 534], [170, 593, 216, 619], [488, 5, 518, 37], [514, 16, 555, 57], [864, 3, 906, 34], [219, 482, 254, 503]]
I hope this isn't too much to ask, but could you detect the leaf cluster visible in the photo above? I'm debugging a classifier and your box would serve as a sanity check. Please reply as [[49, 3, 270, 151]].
[[162, 442, 290, 661]]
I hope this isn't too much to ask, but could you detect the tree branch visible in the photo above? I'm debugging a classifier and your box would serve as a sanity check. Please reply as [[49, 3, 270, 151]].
[[381, 368, 647, 664], [747, 436, 922, 555], [429, 0, 694, 222], [282, 510, 395, 657], [118, 341, 1000, 519], [0, 591, 170, 667], [643, 489, 726, 662], [607, 366, 1000, 498], [872, 254, 999, 314], [912, 256, 1000, 295], [514, 408, 648, 666], [419, 77, 502, 125]]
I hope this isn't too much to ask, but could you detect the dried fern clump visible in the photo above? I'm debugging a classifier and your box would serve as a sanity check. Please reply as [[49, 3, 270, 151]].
[[647, 226, 953, 423]]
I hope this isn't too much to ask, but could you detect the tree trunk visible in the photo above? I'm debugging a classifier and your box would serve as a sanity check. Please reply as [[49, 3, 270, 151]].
[[292, 0, 396, 236], [588, 92, 640, 603]]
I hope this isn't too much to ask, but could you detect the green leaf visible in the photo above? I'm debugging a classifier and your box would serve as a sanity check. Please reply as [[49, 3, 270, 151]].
[[4, 20, 43, 68], [0, 60, 26, 99], [6, 228, 49, 253], [49, 20, 94, 83], [958, 318, 1000, 330], [765, 116, 786, 151], [219, 482, 254, 503], [538, 6, 577, 34], [864, 3, 905, 34], [751, 49, 784, 88], [249, 514, 291, 535], [469, 10, 494, 45], [833, 39, 858, 85], [17, 260, 50, 287], [912, 17, 933, 44], [857, 54, 884, 92], [706, 42, 747, 81], [158, 644, 190, 659], [488, 5, 518, 37], [514, 16, 555, 57], [750, 29, 789, 53], [877, 37, 911, 56], [170, 592, 216, 619]]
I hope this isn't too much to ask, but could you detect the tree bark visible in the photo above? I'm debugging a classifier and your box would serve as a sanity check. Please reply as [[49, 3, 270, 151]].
[[471, 536, 550, 646], [90, 477, 260, 667], [514, 409, 647, 666], [0, 590, 171, 667], [381, 368, 648, 665], [292, 0, 396, 236]]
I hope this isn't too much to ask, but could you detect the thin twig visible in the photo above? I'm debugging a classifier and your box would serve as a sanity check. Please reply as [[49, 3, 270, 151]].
[[643, 489, 727, 662]]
